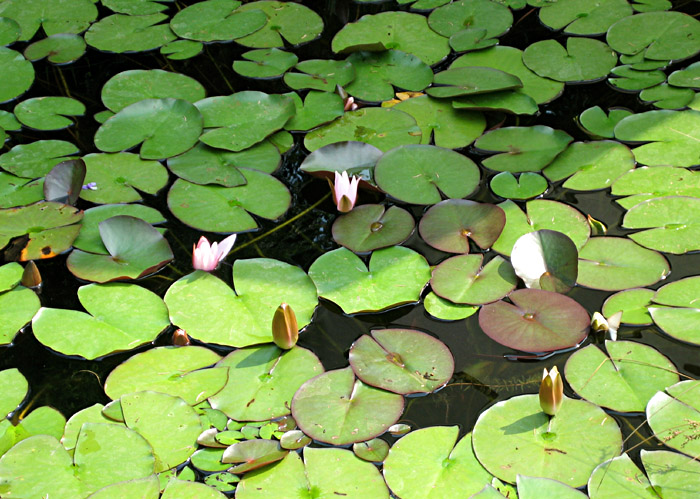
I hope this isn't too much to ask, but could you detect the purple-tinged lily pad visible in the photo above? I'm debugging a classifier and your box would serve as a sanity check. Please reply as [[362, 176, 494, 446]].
[[349, 328, 454, 395], [332, 204, 415, 253], [419, 199, 505, 253], [353, 438, 389, 463], [67, 215, 173, 282], [511, 230, 578, 293], [300, 141, 382, 185], [431, 254, 517, 305], [223, 439, 288, 473], [292, 367, 404, 445], [478, 288, 589, 352], [43, 159, 85, 205]]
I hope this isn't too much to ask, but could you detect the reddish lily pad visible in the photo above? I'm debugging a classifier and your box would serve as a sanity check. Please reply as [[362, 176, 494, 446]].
[[479, 289, 590, 352], [332, 204, 415, 253], [431, 254, 517, 305], [348, 328, 454, 395], [353, 438, 389, 463], [43, 159, 85, 205]]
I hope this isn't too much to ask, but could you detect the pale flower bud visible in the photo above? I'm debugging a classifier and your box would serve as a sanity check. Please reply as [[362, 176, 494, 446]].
[[272, 303, 298, 350], [539, 366, 563, 416]]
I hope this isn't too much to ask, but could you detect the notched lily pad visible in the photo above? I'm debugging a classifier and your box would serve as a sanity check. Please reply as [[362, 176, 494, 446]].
[[332, 204, 415, 253], [431, 254, 517, 305]]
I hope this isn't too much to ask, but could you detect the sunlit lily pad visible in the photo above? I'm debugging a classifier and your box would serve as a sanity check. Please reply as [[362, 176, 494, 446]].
[[23, 34, 86, 64], [517, 475, 587, 498], [490, 172, 547, 200], [165, 261, 318, 347], [375, 146, 480, 204], [649, 276, 700, 345], [85, 13, 176, 53], [234, 1, 323, 48], [332, 11, 449, 66], [0, 285, 39, 346], [167, 171, 290, 232], [0, 368, 27, 418], [283, 59, 355, 92], [169, 0, 267, 42], [292, 367, 403, 445], [578, 106, 634, 138], [0, 0, 97, 41], [577, 237, 670, 291], [300, 141, 382, 184], [646, 380, 700, 457], [479, 288, 589, 352], [353, 438, 389, 463], [608, 65, 666, 91], [612, 166, 700, 209], [0, 140, 78, 179], [669, 61, 700, 88], [209, 345, 323, 421], [523, 38, 617, 83], [472, 394, 622, 486], [87, 475, 161, 499], [105, 346, 227, 405], [283, 91, 344, 131], [14, 97, 84, 131], [640, 83, 695, 110], [424, 291, 479, 321], [304, 107, 422, 152], [0, 48, 33, 103], [332, 204, 415, 253], [453, 90, 539, 115], [431, 254, 516, 305], [61, 403, 122, 451], [428, 67, 522, 98], [429, 0, 512, 51], [308, 246, 430, 314], [32, 282, 169, 359], [234, 48, 298, 78], [349, 328, 454, 394], [539, 0, 632, 35], [565, 340, 678, 412], [623, 196, 700, 254], [223, 439, 287, 473], [602, 288, 654, 325], [511, 230, 578, 293]]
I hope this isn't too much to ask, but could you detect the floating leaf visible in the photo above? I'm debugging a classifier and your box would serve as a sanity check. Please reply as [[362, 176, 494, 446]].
[[0, 0, 97, 41], [649, 276, 700, 345], [222, 439, 287, 473], [160, 39, 203, 60], [0, 17, 20, 45], [23, 33, 86, 64], [283, 59, 355, 92], [234, 1, 323, 48], [612, 165, 700, 209], [517, 475, 587, 498], [0, 368, 28, 418], [490, 172, 547, 200], [300, 141, 382, 184], [353, 438, 389, 463], [623, 196, 700, 254], [332, 204, 414, 253], [14, 97, 84, 131], [430, 254, 516, 306], [233, 48, 298, 78], [511, 230, 578, 293], [0, 140, 79, 178], [578, 106, 634, 138], [102, 0, 173, 15], [308, 246, 430, 314], [523, 38, 617, 83], [538, 0, 632, 35], [85, 13, 176, 53], [428, 67, 522, 98], [453, 89, 539, 115], [602, 288, 654, 325], [423, 291, 479, 321], [283, 91, 344, 131], [646, 380, 700, 457], [608, 65, 666, 91], [0, 48, 33, 103], [640, 83, 695, 110], [668, 61, 700, 88], [169, 0, 267, 42]]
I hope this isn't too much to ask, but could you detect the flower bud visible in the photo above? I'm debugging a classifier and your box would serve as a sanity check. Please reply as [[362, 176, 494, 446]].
[[172, 328, 190, 346], [21, 261, 42, 289], [539, 366, 563, 416], [272, 303, 298, 350]]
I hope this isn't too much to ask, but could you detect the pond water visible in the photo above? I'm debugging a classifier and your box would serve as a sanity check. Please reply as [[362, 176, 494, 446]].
[[1, 0, 700, 497]]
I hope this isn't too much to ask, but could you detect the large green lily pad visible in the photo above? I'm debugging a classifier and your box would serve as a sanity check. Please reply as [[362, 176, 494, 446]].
[[283, 91, 344, 131], [523, 38, 618, 83], [14, 97, 84, 131], [646, 380, 700, 458], [0, 140, 78, 178], [234, 1, 323, 48], [300, 141, 382, 184], [332, 204, 415, 253], [623, 196, 700, 254], [169, 0, 267, 42], [431, 254, 517, 305], [85, 13, 176, 53], [539, 0, 632, 35], [0, 0, 97, 41]]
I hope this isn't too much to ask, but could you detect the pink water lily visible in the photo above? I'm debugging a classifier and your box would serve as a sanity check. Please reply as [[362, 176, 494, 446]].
[[192, 234, 237, 271], [331, 171, 360, 213]]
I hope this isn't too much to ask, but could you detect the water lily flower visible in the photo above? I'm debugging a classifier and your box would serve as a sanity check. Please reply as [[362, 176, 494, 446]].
[[539, 366, 564, 416], [344, 96, 359, 111], [591, 311, 622, 341], [272, 303, 298, 349], [330, 171, 360, 213], [192, 234, 237, 271]]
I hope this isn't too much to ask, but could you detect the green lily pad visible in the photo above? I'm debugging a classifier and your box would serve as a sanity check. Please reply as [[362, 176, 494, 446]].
[[105, 346, 227, 405], [0, 285, 39, 345], [523, 38, 618, 83], [384, 428, 492, 498], [73, 204, 165, 254], [640, 83, 695, 110], [490, 172, 547, 200], [14, 97, 84, 131], [0, 173, 43, 208], [236, 447, 390, 498], [87, 475, 160, 499], [0, 48, 33, 103], [542, 140, 635, 190], [234, 48, 298, 78], [577, 237, 670, 291], [196, 91, 294, 152], [209, 345, 323, 421], [223, 439, 287, 473], [283, 91, 344, 131], [85, 13, 176, 53], [607, 11, 700, 61], [101, 69, 206, 114], [0, 140, 79, 178], [165, 260, 318, 347], [668, 61, 700, 88], [283, 59, 355, 92], [565, 340, 678, 412], [427, 67, 522, 98], [23, 33, 86, 64], [32, 282, 169, 359], [279, 430, 311, 450], [0, 0, 97, 41], [419, 199, 505, 253], [430, 254, 516, 306], [472, 394, 622, 486], [79, 153, 169, 204], [511, 230, 578, 293], [608, 65, 666, 91], [300, 141, 382, 184], [375, 145, 480, 204], [292, 367, 403, 445], [121, 390, 202, 472], [233, 1, 323, 47], [602, 288, 654, 325], [162, 478, 228, 498], [0, 404, 66, 456], [169, 0, 267, 42], [424, 291, 479, 321], [453, 89, 539, 115], [95, 98, 202, 160], [102, 0, 172, 15], [578, 106, 634, 138], [623, 196, 700, 254], [393, 95, 486, 149], [308, 246, 430, 314], [0, 261, 22, 292], [539, 0, 632, 35], [332, 11, 449, 66], [167, 171, 290, 232], [0, 17, 20, 45], [475, 126, 573, 173], [646, 380, 700, 457], [0, 111, 20, 132], [492, 199, 591, 256], [304, 107, 422, 152], [62, 403, 122, 451], [612, 166, 700, 209], [349, 328, 454, 394], [517, 475, 587, 498], [618, 52, 669, 70], [160, 39, 203, 60], [191, 448, 230, 472], [353, 438, 389, 463], [332, 204, 414, 253], [479, 288, 589, 352], [0, 368, 27, 418], [649, 276, 700, 345], [428, 0, 511, 40]]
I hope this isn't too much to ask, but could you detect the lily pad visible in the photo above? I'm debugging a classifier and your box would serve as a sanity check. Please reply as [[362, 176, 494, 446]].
[[539, 0, 632, 35], [384, 428, 492, 498], [102, 0, 172, 15], [0, 285, 39, 346], [431, 254, 516, 305], [612, 166, 700, 209], [283, 59, 355, 92], [14, 96, 84, 131], [0, 368, 27, 418], [453, 90, 539, 115], [623, 196, 700, 254], [43, 159, 85, 205], [209, 345, 323, 421], [0, 0, 97, 41], [332, 11, 449, 66], [577, 237, 670, 291], [478, 288, 590, 352], [472, 394, 622, 486], [308, 246, 430, 314], [283, 91, 344, 132], [234, 48, 298, 78], [32, 282, 170, 359], [424, 291, 479, 321], [419, 199, 505, 253], [474, 126, 573, 173], [223, 439, 287, 473], [608, 65, 666, 91], [511, 230, 578, 293], [375, 145, 480, 204], [164, 260, 318, 347], [304, 107, 422, 152], [649, 276, 700, 345], [332, 204, 415, 253], [85, 13, 176, 53], [517, 475, 587, 498], [160, 39, 203, 60], [668, 61, 700, 88], [565, 340, 678, 412], [490, 172, 547, 200], [0, 16, 20, 45], [578, 106, 634, 138], [167, 171, 290, 232], [523, 38, 618, 83], [427, 67, 522, 98], [300, 141, 382, 184], [602, 288, 655, 325], [353, 438, 389, 463], [23, 33, 86, 64], [169, 0, 267, 42], [640, 83, 695, 110], [292, 367, 404, 445], [0, 48, 33, 103], [0, 140, 79, 178], [95, 98, 202, 160], [646, 380, 700, 457], [234, 1, 323, 48], [349, 328, 454, 394]]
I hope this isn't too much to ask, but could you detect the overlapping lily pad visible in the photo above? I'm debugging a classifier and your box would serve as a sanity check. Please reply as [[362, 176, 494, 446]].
[[427, 67, 522, 98], [85, 13, 176, 53], [332, 204, 415, 253], [234, 48, 298, 79], [0, 140, 79, 178], [578, 106, 634, 138], [0, 368, 27, 418], [608, 65, 666, 91], [234, 1, 323, 48], [623, 196, 700, 254], [423, 291, 479, 321], [539, 0, 632, 35], [523, 38, 618, 83], [283, 59, 355, 92], [169, 0, 267, 42], [0, 0, 98, 41], [283, 91, 344, 131], [646, 380, 700, 457], [490, 172, 547, 200], [0, 48, 33, 103], [0, 282, 39, 346], [23, 34, 86, 64], [14, 97, 84, 131], [300, 141, 382, 184], [43, 159, 85, 205], [511, 229, 578, 294], [429, 0, 512, 51], [431, 254, 516, 306], [602, 288, 654, 325], [649, 276, 700, 345], [612, 166, 700, 209]]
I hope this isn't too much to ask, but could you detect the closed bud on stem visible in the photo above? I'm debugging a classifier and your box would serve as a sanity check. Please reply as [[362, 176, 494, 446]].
[[539, 366, 563, 416], [172, 328, 190, 346], [21, 261, 42, 289], [272, 303, 298, 350]]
